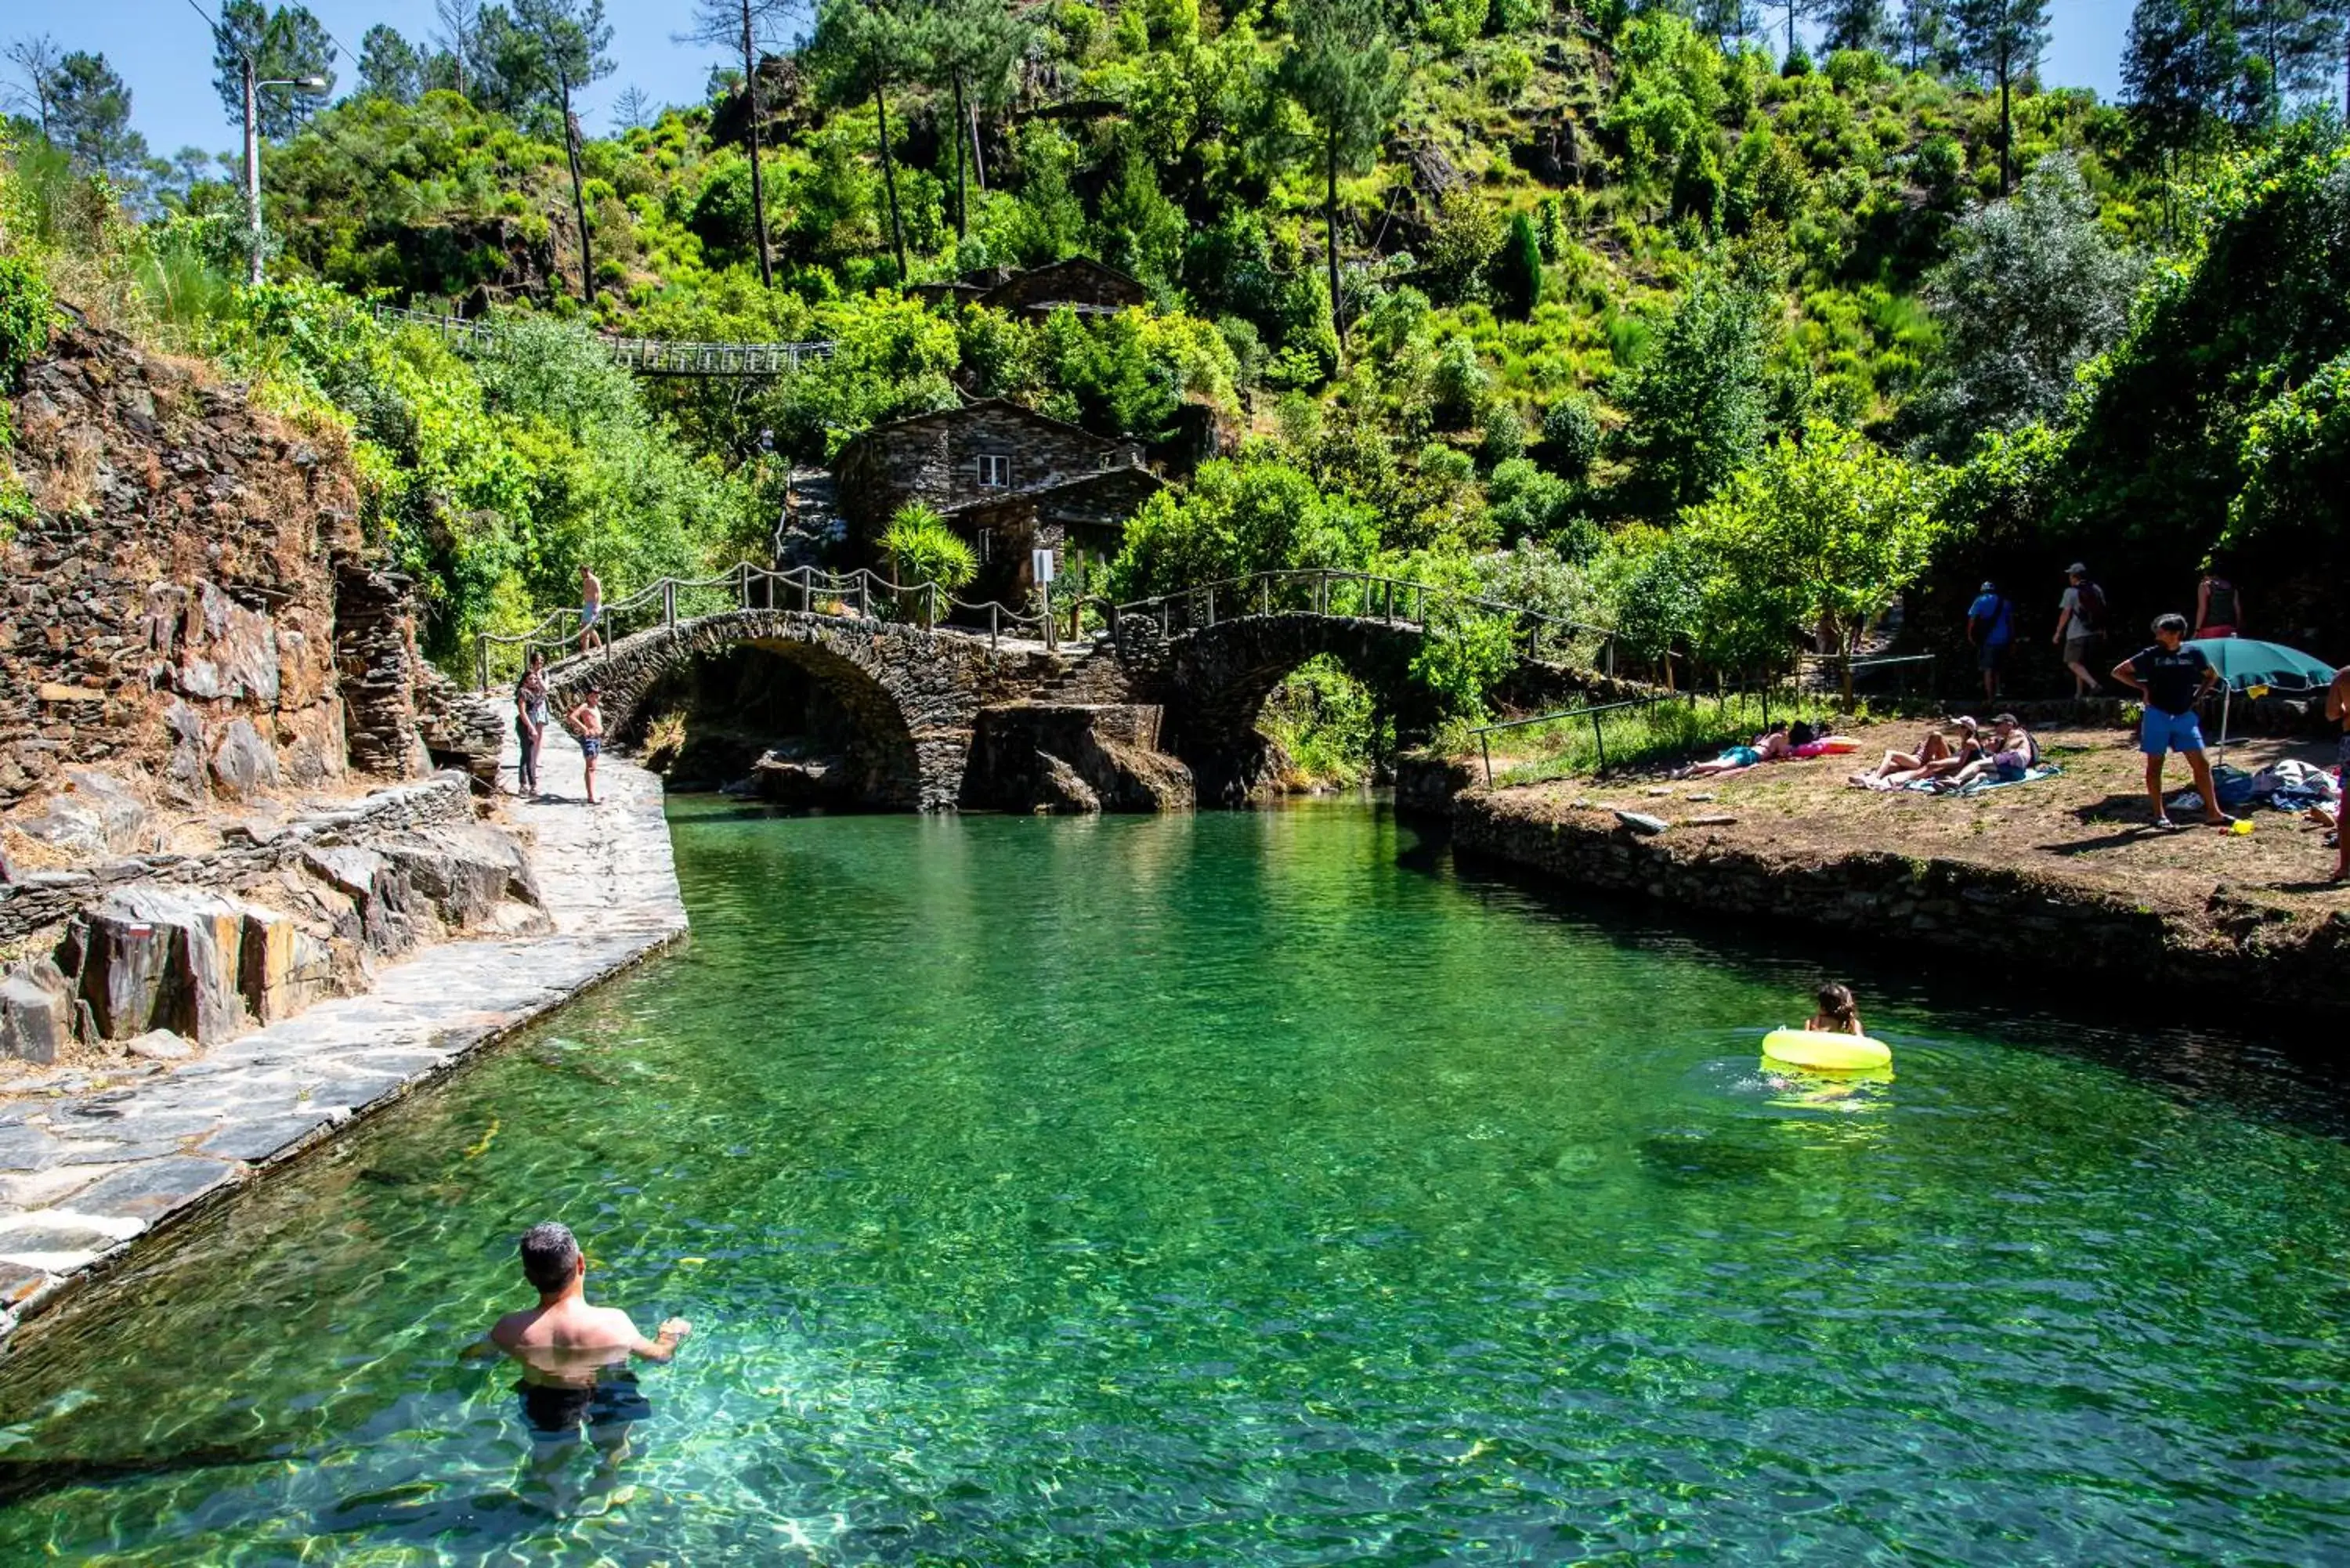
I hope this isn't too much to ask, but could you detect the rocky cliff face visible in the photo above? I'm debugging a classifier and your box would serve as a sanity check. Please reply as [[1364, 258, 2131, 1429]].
[[1, 314, 386, 825]]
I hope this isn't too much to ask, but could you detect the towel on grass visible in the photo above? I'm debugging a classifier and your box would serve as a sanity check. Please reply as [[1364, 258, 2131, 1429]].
[[1904, 763, 2063, 797]]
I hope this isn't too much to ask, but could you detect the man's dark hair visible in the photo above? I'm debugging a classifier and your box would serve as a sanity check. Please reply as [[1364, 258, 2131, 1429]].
[[519, 1222, 580, 1293], [2154, 612, 2189, 636]]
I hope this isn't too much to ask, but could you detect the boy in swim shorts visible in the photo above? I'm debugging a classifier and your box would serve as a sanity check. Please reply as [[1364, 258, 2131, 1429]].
[[2111, 614, 2229, 829], [569, 688, 605, 805]]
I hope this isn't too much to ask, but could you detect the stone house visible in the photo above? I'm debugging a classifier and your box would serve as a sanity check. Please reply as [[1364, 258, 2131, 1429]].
[[833, 399, 1165, 607]]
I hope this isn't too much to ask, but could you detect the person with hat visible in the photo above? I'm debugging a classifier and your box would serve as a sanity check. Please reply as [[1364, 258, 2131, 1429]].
[[1966, 580, 2017, 699], [2053, 563, 2108, 699]]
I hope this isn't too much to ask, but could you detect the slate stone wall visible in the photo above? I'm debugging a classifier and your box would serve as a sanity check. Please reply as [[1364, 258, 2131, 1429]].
[[0, 775, 473, 945], [2, 320, 370, 814]]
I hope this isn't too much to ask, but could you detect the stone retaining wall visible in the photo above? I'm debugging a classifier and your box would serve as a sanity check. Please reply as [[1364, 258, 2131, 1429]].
[[0, 775, 472, 945], [1451, 792, 2350, 1017]]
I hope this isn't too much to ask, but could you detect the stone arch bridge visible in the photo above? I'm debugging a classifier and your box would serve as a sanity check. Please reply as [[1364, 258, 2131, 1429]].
[[526, 569, 1617, 810]]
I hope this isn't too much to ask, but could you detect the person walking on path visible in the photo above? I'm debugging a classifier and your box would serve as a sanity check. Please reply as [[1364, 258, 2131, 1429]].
[[1967, 580, 2017, 700], [2330, 663, 2350, 881], [2053, 563, 2107, 698], [569, 688, 606, 806], [2194, 567, 2243, 640], [514, 651, 551, 797], [579, 566, 605, 656], [2111, 614, 2232, 830]]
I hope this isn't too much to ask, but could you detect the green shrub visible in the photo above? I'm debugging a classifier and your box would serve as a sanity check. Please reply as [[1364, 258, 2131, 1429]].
[[0, 256, 53, 389]]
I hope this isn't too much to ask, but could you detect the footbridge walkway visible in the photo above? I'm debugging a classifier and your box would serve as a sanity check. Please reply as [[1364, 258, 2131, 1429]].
[[489, 565, 1623, 808], [370, 303, 837, 378]]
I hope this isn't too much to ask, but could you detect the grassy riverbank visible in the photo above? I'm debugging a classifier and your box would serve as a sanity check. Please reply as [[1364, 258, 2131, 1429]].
[[1449, 717, 2350, 1015]]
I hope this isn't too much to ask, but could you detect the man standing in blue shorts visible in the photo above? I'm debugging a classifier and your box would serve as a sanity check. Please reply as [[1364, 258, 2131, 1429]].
[[2111, 614, 2229, 829]]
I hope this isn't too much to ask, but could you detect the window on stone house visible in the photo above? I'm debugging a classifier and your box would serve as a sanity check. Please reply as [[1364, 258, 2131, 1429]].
[[977, 453, 1013, 489]]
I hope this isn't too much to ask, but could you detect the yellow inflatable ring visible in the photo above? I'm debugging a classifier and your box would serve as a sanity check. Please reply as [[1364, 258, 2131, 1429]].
[[1761, 1028, 1893, 1073]]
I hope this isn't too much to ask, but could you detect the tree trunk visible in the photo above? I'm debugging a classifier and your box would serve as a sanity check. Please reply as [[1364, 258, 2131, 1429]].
[[875, 77, 908, 280], [1325, 135, 1344, 355], [561, 77, 597, 304], [953, 71, 968, 242], [743, 0, 772, 289], [969, 97, 988, 192], [1997, 63, 2012, 196]]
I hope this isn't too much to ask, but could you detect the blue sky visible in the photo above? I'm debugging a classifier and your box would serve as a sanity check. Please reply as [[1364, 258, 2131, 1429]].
[[34, 0, 2136, 164]]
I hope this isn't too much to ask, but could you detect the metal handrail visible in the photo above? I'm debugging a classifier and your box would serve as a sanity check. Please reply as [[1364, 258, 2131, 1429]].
[[370, 302, 837, 378]]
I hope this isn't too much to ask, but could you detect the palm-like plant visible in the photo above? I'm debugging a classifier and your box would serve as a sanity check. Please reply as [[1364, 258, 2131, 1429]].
[[881, 503, 978, 625]]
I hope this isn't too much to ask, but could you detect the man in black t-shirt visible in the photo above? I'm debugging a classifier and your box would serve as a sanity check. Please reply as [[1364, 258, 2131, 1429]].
[[2111, 613, 2229, 829]]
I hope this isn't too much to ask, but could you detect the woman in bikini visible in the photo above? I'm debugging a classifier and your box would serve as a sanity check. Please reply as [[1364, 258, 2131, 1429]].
[[1849, 717, 1980, 789]]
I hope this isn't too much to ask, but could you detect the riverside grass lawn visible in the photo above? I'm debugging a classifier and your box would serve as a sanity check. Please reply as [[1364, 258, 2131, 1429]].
[[1483, 719, 2348, 924]]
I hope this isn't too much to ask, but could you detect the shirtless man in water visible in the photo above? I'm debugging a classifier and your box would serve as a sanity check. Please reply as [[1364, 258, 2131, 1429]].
[[481, 1223, 690, 1485], [490, 1221, 691, 1367]]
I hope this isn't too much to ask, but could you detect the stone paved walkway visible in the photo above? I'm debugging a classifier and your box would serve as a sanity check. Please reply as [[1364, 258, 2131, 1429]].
[[0, 724, 685, 1336]]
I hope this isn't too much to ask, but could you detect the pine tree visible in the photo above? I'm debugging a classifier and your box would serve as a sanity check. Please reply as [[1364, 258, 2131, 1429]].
[[918, 0, 1025, 246], [808, 0, 924, 281], [51, 50, 146, 176], [1275, 0, 1404, 356], [1896, 0, 1961, 71], [675, 0, 798, 287], [1822, 0, 1892, 52], [209, 4, 338, 140], [2123, 0, 2254, 164], [515, 0, 616, 304], [1953, 0, 2051, 193], [358, 25, 425, 103]]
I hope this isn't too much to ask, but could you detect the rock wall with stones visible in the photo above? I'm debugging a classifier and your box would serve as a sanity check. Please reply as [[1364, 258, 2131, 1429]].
[[1450, 790, 2350, 1019], [0, 774, 548, 1066], [2, 316, 428, 840]]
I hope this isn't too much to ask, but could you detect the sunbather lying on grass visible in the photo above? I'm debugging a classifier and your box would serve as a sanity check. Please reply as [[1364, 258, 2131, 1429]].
[[1675, 724, 1791, 779], [1932, 714, 2040, 791], [1848, 717, 1980, 789]]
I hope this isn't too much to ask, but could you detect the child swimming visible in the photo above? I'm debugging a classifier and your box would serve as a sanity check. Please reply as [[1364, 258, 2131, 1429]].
[[1806, 982, 1864, 1036]]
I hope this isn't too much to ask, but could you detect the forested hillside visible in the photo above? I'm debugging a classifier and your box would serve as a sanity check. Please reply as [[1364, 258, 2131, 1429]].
[[5, 0, 2348, 766]]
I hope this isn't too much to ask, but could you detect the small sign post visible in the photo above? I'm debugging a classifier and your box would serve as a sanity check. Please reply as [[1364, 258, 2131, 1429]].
[[1033, 547, 1058, 651]]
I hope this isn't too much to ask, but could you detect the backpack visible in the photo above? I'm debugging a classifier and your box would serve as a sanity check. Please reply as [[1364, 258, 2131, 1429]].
[[2076, 582, 2107, 634]]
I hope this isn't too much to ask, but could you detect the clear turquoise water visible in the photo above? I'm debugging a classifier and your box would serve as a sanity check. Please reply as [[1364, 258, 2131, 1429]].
[[3, 800, 2350, 1565]]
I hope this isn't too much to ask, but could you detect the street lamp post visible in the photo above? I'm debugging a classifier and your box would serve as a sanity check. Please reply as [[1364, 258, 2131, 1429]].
[[240, 59, 327, 286]]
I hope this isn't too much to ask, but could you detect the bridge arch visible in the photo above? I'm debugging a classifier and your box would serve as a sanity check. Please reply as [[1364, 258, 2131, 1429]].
[[542, 609, 1065, 811], [1148, 614, 1441, 804]]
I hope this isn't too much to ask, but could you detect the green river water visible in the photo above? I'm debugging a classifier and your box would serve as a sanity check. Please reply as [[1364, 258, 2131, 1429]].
[[2, 800, 2350, 1564]]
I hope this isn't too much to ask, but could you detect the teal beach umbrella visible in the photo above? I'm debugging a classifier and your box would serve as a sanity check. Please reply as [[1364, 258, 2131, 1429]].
[[2186, 638, 2338, 692], [2187, 638, 2340, 747]]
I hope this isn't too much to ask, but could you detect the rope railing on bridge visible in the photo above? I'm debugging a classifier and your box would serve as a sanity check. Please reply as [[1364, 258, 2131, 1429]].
[[370, 303, 837, 378], [474, 562, 1622, 692], [475, 562, 1064, 689], [1108, 569, 1618, 674]]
